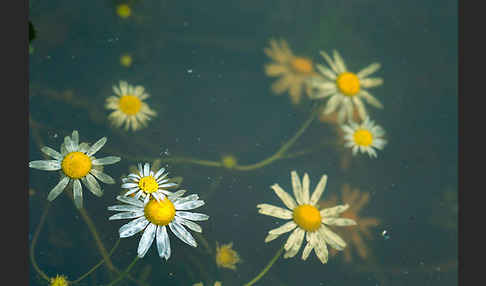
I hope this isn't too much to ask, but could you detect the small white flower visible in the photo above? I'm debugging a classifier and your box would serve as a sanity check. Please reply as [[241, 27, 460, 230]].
[[309, 50, 384, 123], [342, 117, 387, 158], [29, 130, 121, 209], [105, 81, 157, 131], [121, 162, 178, 204]]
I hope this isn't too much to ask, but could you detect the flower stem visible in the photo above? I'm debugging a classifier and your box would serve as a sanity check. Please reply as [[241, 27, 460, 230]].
[[71, 238, 121, 284], [243, 246, 284, 286], [105, 256, 140, 286], [30, 202, 51, 282]]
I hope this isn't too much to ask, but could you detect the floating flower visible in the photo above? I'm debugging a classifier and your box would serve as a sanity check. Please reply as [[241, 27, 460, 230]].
[[341, 116, 387, 158], [257, 171, 356, 264], [105, 81, 157, 132], [121, 162, 178, 204], [29, 130, 120, 209], [264, 38, 316, 104], [319, 184, 381, 262], [309, 50, 383, 123], [108, 192, 209, 260], [215, 242, 241, 270], [193, 282, 222, 286], [49, 274, 69, 286]]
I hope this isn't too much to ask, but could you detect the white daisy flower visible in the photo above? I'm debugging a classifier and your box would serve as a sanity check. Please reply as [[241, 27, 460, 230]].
[[29, 130, 121, 209], [108, 192, 209, 260], [342, 116, 387, 158], [257, 171, 357, 264], [309, 50, 384, 123], [121, 162, 178, 204], [105, 81, 157, 132]]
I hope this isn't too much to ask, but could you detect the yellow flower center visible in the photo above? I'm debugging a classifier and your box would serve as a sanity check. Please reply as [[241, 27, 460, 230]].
[[138, 176, 159, 194], [116, 4, 132, 19], [221, 155, 237, 169], [291, 57, 313, 74], [217, 247, 236, 265], [50, 275, 69, 286], [144, 198, 176, 226], [120, 54, 132, 67], [336, 72, 360, 96], [353, 129, 373, 147], [293, 204, 322, 232], [61, 152, 92, 179], [118, 95, 142, 115]]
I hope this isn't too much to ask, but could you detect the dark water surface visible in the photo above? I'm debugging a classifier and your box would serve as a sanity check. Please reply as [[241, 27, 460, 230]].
[[29, 1, 457, 285]]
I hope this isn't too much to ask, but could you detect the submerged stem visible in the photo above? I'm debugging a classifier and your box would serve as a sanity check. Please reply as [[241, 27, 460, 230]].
[[105, 256, 140, 286], [30, 203, 51, 282], [243, 246, 284, 286]]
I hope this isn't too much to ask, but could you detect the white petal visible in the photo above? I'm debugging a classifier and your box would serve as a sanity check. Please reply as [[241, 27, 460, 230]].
[[271, 184, 296, 210], [90, 169, 115, 184], [257, 204, 293, 219], [156, 226, 171, 260], [143, 163, 150, 177], [360, 89, 383, 108], [47, 176, 70, 201], [82, 174, 103, 197], [301, 173, 310, 204], [73, 179, 83, 209], [78, 143, 89, 153], [137, 223, 156, 258], [332, 50, 347, 74], [154, 168, 166, 179], [64, 135, 75, 153], [353, 97, 368, 121], [29, 160, 61, 171], [360, 77, 384, 88], [175, 200, 205, 211], [92, 156, 121, 166], [264, 233, 281, 243], [40, 146, 63, 160], [301, 232, 314, 260], [313, 230, 329, 264], [116, 195, 145, 207], [319, 51, 339, 74], [323, 94, 341, 115], [108, 205, 143, 212], [268, 220, 297, 235], [310, 174, 328, 205], [122, 183, 139, 189], [319, 225, 346, 250], [291, 171, 303, 205], [357, 62, 381, 78], [316, 64, 337, 80], [169, 221, 197, 247], [320, 204, 349, 217], [176, 211, 209, 221], [283, 228, 305, 258], [175, 216, 202, 233], [119, 217, 149, 238], [322, 217, 357, 226], [87, 137, 107, 156], [108, 211, 144, 220]]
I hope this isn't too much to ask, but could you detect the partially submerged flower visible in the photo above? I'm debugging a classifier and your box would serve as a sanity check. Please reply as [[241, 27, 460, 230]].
[[29, 130, 120, 209], [257, 171, 356, 263]]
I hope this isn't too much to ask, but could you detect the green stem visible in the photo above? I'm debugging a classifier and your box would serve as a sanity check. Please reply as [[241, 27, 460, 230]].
[[105, 256, 140, 286], [234, 103, 319, 171], [30, 203, 51, 282], [71, 238, 121, 284], [243, 247, 284, 286]]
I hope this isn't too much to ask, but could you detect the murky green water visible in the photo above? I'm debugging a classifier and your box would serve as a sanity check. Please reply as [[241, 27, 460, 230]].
[[29, 0, 457, 285]]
